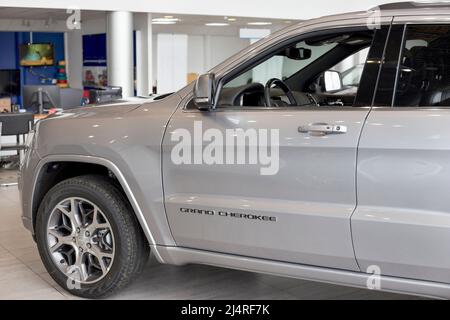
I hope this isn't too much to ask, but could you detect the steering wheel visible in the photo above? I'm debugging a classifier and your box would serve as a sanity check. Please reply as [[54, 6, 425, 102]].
[[264, 78, 298, 107]]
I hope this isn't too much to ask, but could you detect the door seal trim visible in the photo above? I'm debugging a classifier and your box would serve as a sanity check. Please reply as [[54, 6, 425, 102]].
[[158, 245, 449, 299]]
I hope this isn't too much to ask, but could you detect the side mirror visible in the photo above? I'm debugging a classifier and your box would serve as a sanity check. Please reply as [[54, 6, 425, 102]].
[[324, 70, 343, 92], [194, 73, 215, 110]]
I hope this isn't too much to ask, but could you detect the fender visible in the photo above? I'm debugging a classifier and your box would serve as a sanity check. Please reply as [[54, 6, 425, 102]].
[[30, 154, 166, 263]]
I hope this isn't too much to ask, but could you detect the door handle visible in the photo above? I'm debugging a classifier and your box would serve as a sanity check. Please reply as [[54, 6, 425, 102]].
[[298, 123, 347, 134]]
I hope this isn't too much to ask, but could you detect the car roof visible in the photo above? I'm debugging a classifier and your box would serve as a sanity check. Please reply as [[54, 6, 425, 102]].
[[373, 1, 450, 11], [297, 1, 450, 27]]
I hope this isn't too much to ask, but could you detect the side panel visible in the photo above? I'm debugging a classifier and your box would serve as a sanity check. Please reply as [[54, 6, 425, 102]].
[[163, 107, 369, 271], [353, 16, 450, 284], [354, 108, 450, 283]]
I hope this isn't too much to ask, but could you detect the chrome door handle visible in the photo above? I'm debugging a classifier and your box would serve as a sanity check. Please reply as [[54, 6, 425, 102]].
[[298, 123, 347, 134]]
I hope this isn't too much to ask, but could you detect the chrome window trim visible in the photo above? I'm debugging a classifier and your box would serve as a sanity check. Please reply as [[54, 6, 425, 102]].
[[393, 15, 450, 25]]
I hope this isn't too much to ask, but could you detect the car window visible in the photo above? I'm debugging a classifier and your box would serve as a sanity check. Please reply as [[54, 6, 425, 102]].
[[218, 28, 377, 108], [394, 25, 450, 107], [372, 25, 405, 107], [329, 48, 369, 88], [226, 42, 337, 87]]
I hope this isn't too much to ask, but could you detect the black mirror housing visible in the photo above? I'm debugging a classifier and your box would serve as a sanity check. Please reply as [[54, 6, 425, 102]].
[[194, 73, 215, 110]]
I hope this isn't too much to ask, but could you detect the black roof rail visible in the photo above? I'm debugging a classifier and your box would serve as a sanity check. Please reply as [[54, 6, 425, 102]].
[[371, 1, 450, 11]]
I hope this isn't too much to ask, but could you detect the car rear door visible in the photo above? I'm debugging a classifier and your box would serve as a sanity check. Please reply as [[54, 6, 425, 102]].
[[353, 17, 450, 283], [162, 23, 390, 271]]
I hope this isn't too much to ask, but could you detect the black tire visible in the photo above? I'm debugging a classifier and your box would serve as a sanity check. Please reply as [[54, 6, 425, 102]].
[[35, 175, 149, 298]]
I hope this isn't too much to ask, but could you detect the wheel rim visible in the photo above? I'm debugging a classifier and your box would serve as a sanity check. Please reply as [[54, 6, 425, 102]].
[[46, 197, 115, 284]]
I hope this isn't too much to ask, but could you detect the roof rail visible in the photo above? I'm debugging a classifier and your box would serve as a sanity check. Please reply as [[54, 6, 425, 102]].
[[370, 1, 450, 11]]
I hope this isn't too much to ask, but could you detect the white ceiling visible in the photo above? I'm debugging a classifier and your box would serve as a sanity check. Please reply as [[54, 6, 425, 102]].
[[0, 7, 105, 20], [0, 7, 295, 30], [0, 0, 409, 20], [151, 13, 294, 28]]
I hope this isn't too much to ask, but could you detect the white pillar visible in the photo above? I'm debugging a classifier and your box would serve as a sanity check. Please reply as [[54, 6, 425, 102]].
[[134, 13, 153, 96], [65, 30, 83, 89], [107, 11, 134, 98]]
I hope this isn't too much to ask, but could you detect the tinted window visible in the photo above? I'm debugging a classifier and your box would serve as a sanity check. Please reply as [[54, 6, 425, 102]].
[[394, 25, 450, 107]]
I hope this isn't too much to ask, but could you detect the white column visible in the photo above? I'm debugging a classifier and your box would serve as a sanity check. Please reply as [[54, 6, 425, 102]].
[[65, 30, 83, 89], [107, 11, 134, 98], [134, 13, 153, 96], [147, 14, 154, 95]]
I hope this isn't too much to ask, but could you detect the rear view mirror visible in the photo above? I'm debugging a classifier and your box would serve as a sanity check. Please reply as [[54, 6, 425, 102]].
[[277, 47, 312, 60], [324, 70, 343, 92], [194, 73, 215, 110]]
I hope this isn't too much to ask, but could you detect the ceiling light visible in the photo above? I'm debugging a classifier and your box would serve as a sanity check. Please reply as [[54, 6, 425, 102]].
[[152, 17, 180, 23], [152, 21, 177, 25], [152, 17, 179, 25], [227, 17, 237, 21], [247, 22, 272, 26], [205, 22, 229, 26]]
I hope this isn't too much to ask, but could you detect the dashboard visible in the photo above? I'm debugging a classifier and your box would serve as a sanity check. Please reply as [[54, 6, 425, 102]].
[[217, 83, 356, 108]]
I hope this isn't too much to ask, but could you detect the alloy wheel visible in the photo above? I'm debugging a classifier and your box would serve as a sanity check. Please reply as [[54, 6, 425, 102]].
[[46, 197, 115, 284]]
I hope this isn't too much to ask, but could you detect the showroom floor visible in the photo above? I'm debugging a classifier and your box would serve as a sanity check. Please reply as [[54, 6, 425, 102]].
[[0, 169, 422, 300]]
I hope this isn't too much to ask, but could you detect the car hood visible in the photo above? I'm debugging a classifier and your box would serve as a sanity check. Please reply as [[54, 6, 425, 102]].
[[43, 97, 158, 121], [33, 92, 182, 160]]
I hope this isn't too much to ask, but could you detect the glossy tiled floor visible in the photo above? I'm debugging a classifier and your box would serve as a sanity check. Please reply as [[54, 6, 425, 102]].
[[0, 169, 420, 300]]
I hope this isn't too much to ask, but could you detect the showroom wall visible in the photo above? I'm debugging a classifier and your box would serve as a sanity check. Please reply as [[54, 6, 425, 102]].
[[0, 31, 65, 104], [0, 32, 16, 69], [81, 16, 252, 93], [156, 34, 249, 93], [0, 31, 65, 83]]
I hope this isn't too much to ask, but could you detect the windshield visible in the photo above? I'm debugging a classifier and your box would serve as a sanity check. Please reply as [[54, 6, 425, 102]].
[[226, 41, 338, 87]]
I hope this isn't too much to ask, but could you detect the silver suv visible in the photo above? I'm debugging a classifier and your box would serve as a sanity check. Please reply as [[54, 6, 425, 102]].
[[20, 2, 450, 299]]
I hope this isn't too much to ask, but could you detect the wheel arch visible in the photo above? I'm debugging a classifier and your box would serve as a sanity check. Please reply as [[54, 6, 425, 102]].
[[30, 155, 163, 261]]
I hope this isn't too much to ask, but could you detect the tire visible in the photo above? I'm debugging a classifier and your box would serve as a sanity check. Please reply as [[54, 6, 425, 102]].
[[35, 175, 149, 298]]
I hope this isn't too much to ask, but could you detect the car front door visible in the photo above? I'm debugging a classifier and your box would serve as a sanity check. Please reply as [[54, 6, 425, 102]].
[[162, 24, 389, 271], [353, 18, 450, 283]]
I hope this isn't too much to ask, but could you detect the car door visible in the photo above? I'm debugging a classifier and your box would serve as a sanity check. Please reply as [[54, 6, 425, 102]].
[[162, 25, 389, 271], [353, 18, 450, 283]]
